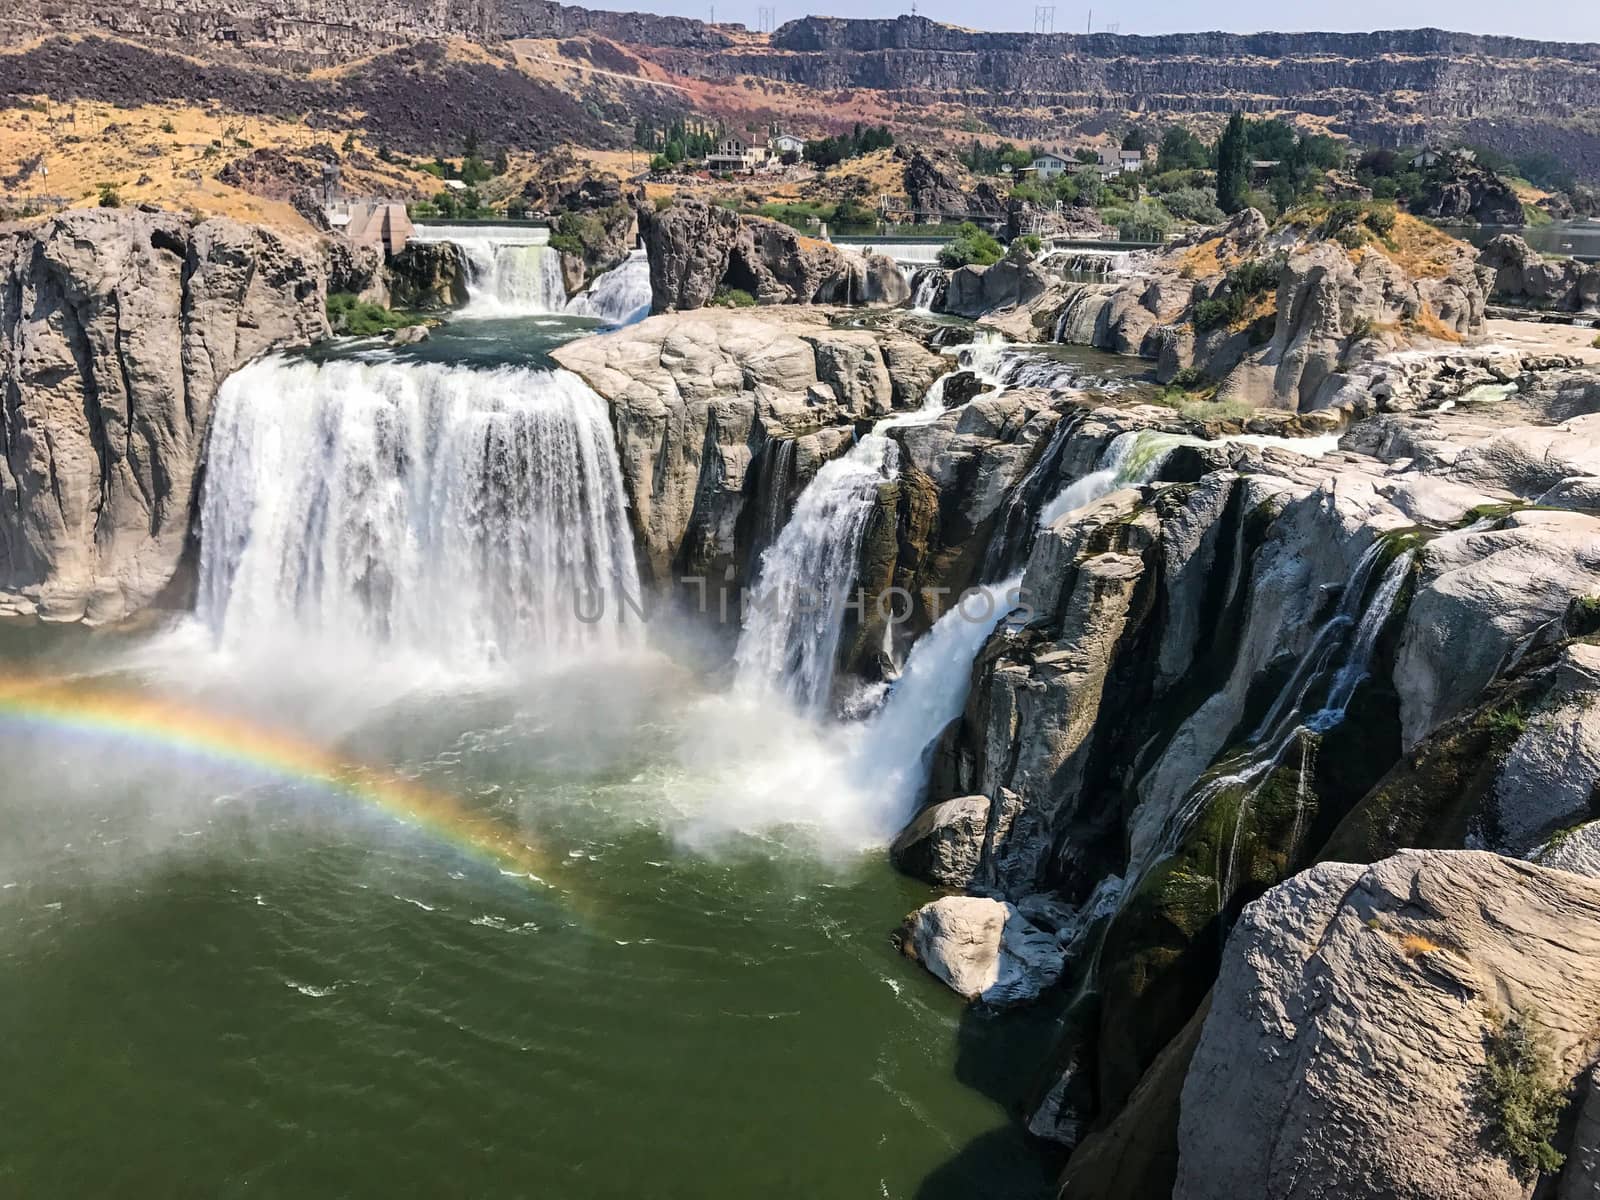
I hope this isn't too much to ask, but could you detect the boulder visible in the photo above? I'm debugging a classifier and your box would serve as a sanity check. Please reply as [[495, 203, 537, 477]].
[[1479, 233, 1596, 311], [1175, 851, 1600, 1200], [943, 257, 1050, 318], [0, 208, 327, 622], [897, 895, 1065, 1006], [1414, 165, 1525, 226], [890, 795, 991, 886]]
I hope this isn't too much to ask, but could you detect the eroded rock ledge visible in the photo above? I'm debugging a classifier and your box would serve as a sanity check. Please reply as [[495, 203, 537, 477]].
[[0, 208, 327, 622]]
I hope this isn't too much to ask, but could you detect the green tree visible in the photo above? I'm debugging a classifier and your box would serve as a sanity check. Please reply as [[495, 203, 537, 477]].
[[1216, 112, 1250, 215], [937, 222, 1004, 268], [1157, 126, 1210, 172]]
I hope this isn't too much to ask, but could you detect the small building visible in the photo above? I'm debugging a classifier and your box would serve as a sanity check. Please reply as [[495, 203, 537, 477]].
[[1030, 152, 1072, 180], [1085, 147, 1144, 178], [344, 202, 413, 256], [1412, 146, 1475, 170], [1250, 159, 1282, 184], [706, 137, 769, 174], [1118, 148, 1144, 171], [769, 132, 806, 158]]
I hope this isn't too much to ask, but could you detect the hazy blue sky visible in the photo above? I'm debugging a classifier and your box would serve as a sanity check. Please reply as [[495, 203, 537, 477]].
[[583, 0, 1599, 41]]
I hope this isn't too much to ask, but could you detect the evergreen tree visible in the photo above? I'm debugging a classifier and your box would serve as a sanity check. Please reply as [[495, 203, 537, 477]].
[[1216, 112, 1249, 215]]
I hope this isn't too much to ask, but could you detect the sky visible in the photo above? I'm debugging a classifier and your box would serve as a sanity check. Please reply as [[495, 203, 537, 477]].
[[581, 0, 1600, 42]]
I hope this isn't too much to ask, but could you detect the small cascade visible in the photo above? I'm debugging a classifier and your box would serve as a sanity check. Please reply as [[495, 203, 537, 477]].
[[412, 226, 567, 316], [908, 268, 947, 313], [734, 384, 954, 712], [198, 356, 641, 669], [1145, 544, 1416, 889], [751, 437, 799, 560], [1053, 285, 1110, 344], [564, 250, 651, 326], [1044, 249, 1132, 279], [1036, 429, 1201, 529], [852, 574, 1023, 832], [981, 409, 1087, 580]]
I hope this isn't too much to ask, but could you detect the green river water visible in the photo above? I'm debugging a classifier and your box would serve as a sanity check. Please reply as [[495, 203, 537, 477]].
[[0, 596, 1057, 1200]]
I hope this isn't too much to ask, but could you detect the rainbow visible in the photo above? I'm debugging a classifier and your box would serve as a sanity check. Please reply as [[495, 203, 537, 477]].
[[0, 675, 558, 887]]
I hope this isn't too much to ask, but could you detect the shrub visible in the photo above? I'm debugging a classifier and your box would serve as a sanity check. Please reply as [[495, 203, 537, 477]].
[[1192, 254, 1284, 332], [709, 286, 757, 308], [1192, 298, 1233, 331], [1364, 204, 1397, 236], [1161, 186, 1225, 225], [937, 222, 1004, 269], [1118, 197, 1172, 243], [159, 118, 176, 134], [96, 183, 121, 208], [1484, 702, 1529, 736], [326, 293, 410, 336], [1591, 332, 1600, 350], [1479, 1010, 1568, 1181], [1348, 315, 1377, 342], [653, 194, 675, 212]]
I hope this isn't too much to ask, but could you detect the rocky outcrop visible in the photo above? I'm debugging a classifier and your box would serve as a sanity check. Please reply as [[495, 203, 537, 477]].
[[896, 895, 1065, 1006], [1176, 851, 1600, 1200], [943, 256, 1051, 319], [637, 200, 884, 313], [1413, 163, 1526, 226], [1479, 234, 1600, 312], [1046, 210, 1494, 411], [544, 177, 638, 297], [385, 240, 468, 310], [0, 208, 327, 622], [899, 148, 1004, 224], [549, 306, 942, 604]]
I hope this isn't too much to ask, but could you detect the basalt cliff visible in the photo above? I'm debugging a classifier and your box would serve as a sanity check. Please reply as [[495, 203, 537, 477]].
[[4, 3, 1600, 174]]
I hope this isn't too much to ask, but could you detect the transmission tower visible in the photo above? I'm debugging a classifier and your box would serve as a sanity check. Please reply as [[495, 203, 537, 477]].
[[757, 5, 775, 31], [1033, 5, 1055, 34], [1105, 20, 1119, 33]]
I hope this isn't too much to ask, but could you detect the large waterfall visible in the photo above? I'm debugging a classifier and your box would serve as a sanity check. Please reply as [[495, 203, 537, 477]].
[[564, 251, 651, 326], [734, 388, 951, 712], [198, 356, 641, 669], [412, 225, 567, 316]]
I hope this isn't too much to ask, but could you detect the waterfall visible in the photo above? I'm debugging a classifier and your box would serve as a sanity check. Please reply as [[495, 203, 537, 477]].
[[1146, 544, 1416, 885], [1052, 286, 1110, 344], [981, 409, 1087, 580], [734, 386, 953, 712], [852, 575, 1023, 833], [198, 356, 641, 670], [1043, 249, 1132, 278], [411, 225, 567, 316], [909, 268, 945, 313], [565, 250, 651, 326], [1037, 429, 1201, 529]]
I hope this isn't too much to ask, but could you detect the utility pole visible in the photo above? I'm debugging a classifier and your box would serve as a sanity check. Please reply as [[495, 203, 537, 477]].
[[1086, 8, 1092, 33]]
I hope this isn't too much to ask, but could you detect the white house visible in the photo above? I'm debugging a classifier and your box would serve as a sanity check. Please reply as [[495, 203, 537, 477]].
[[1030, 152, 1072, 180], [706, 137, 769, 174], [769, 132, 806, 158]]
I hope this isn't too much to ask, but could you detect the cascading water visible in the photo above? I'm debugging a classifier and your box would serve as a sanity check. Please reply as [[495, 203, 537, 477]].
[[1036, 429, 1201, 529], [851, 574, 1024, 833], [733, 385, 954, 712], [412, 226, 567, 316], [909, 269, 945, 313], [1139, 543, 1416, 895], [564, 250, 652, 326], [198, 356, 641, 670], [981, 409, 1087, 580]]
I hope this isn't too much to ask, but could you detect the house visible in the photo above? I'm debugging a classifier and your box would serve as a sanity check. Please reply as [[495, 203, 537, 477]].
[[1250, 159, 1282, 185], [1030, 152, 1072, 180], [1083, 147, 1144, 178], [1119, 147, 1144, 171], [1412, 146, 1475, 170], [769, 132, 806, 159], [706, 137, 769, 174]]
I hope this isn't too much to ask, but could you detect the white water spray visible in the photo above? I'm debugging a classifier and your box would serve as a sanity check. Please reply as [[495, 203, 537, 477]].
[[412, 225, 567, 316], [564, 250, 651, 326]]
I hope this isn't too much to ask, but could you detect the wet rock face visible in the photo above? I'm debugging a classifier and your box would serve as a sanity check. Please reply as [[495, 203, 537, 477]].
[[0, 208, 328, 622], [637, 200, 882, 313], [386, 240, 468, 310], [1177, 851, 1600, 1200]]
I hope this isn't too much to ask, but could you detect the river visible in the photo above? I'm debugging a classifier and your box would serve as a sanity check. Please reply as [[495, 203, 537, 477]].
[[0, 255, 1060, 1198]]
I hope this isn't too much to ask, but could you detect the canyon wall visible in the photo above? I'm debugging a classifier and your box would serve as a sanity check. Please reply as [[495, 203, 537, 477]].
[[0, 209, 327, 622]]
